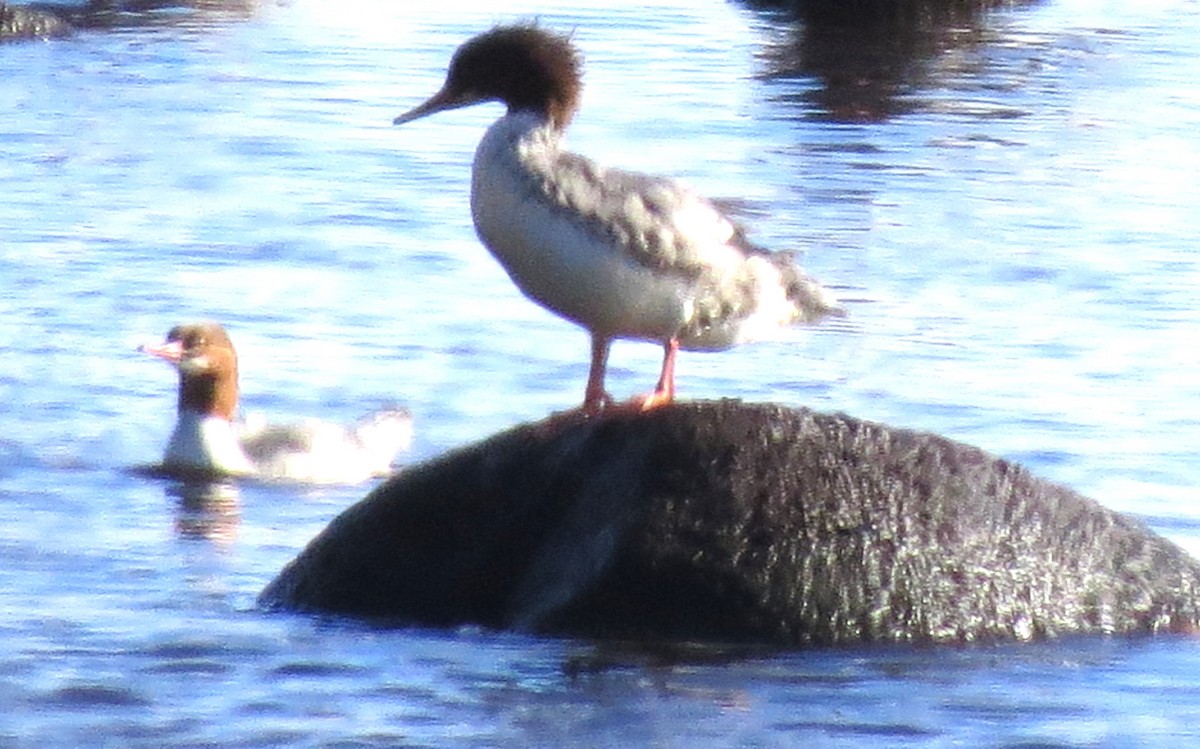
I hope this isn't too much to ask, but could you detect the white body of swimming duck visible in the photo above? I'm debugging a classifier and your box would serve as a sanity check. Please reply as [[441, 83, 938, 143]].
[[141, 322, 412, 483], [394, 24, 843, 414]]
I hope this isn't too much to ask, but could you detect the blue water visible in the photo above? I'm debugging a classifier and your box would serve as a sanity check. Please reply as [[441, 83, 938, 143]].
[[3, 0, 1200, 745]]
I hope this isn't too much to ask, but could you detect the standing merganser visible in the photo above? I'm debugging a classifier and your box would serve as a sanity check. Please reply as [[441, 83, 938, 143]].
[[140, 321, 413, 483], [394, 24, 844, 414]]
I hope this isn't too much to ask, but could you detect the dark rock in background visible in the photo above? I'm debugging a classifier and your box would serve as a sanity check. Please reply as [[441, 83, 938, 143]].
[[741, 0, 1041, 122], [1, 0, 256, 42], [1, 2, 73, 40]]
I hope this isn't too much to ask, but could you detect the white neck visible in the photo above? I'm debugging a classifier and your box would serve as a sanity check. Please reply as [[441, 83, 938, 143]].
[[164, 410, 254, 475]]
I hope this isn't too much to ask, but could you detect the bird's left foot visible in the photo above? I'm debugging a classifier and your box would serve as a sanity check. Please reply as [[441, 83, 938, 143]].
[[535, 389, 672, 437], [628, 389, 673, 412]]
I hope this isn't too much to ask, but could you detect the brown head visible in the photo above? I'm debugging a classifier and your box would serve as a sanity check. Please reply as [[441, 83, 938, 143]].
[[394, 24, 583, 131], [140, 321, 240, 421]]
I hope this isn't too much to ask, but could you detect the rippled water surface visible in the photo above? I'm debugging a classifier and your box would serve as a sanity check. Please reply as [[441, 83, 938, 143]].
[[3, 0, 1200, 745]]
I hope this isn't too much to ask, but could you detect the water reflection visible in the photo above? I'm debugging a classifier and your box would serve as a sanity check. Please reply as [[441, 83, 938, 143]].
[[742, 0, 1041, 122], [165, 479, 241, 545]]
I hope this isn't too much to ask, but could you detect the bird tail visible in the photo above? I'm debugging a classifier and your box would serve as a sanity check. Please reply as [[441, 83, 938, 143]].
[[775, 254, 845, 324]]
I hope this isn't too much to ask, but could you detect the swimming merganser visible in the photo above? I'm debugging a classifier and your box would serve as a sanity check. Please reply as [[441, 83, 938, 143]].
[[140, 321, 412, 483], [394, 24, 843, 414]]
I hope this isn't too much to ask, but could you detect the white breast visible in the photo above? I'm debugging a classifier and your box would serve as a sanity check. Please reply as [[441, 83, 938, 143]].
[[164, 411, 254, 475], [470, 114, 694, 342]]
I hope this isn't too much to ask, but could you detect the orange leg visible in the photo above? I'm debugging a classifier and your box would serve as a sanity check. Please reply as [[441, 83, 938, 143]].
[[582, 334, 615, 416], [634, 338, 678, 411], [577, 335, 678, 418]]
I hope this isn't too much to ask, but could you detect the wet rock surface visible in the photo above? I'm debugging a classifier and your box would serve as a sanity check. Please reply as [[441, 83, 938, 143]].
[[260, 400, 1200, 646]]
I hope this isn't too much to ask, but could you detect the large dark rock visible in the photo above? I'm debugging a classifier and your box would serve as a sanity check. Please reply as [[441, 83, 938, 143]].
[[259, 400, 1200, 645]]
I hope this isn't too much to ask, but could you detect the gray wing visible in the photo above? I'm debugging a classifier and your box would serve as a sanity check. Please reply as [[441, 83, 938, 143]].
[[533, 151, 843, 330], [537, 151, 749, 279]]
